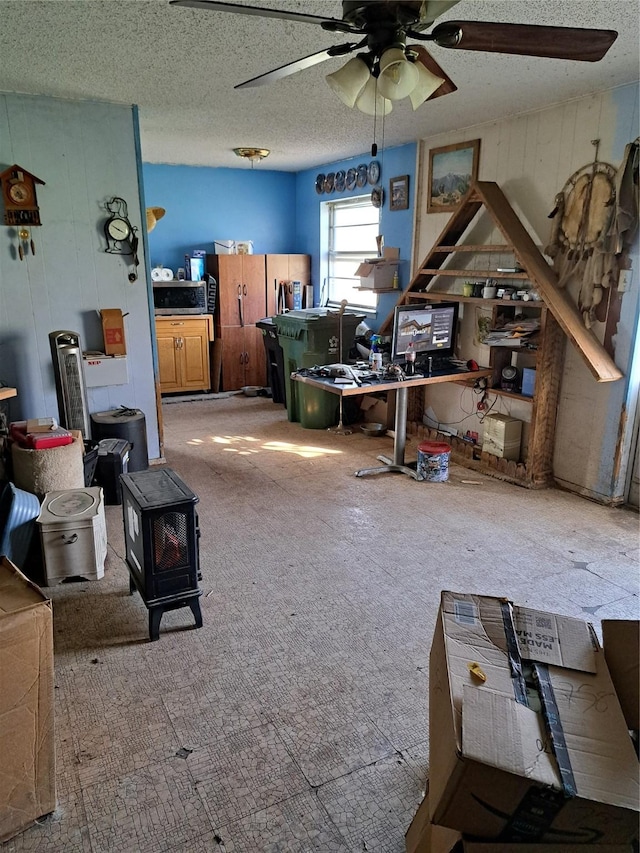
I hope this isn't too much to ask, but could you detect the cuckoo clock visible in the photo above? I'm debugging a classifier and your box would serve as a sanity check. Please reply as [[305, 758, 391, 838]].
[[1, 164, 45, 227], [1, 164, 46, 259]]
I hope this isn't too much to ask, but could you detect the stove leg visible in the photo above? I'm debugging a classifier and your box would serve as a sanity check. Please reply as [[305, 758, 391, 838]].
[[189, 598, 203, 630], [149, 607, 163, 642]]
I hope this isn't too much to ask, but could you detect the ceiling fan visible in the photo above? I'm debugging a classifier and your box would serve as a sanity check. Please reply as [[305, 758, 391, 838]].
[[169, 1, 617, 114]]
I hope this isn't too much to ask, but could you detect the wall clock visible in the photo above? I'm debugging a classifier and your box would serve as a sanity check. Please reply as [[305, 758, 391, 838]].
[[104, 196, 139, 282]]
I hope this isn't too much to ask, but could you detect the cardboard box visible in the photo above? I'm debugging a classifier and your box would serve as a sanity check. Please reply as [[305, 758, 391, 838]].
[[429, 591, 639, 845], [100, 308, 126, 356], [405, 789, 460, 853], [0, 558, 55, 842], [602, 620, 639, 731], [355, 258, 398, 290], [406, 791, 633, 852], [26, 418, 57, 433]]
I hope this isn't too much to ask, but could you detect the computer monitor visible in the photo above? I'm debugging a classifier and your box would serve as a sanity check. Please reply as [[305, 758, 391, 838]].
[[391, 302, 459, 363]]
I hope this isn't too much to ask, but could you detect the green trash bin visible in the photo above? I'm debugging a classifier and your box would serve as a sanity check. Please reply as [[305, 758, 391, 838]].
[[274, 308, 364, 429]]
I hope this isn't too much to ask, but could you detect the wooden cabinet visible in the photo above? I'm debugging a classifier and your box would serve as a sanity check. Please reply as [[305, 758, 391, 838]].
[[206, 253, 311, 391], [155, 315, 214, 394], [266, 254, 311, 313], [206, 254, 267, 390]]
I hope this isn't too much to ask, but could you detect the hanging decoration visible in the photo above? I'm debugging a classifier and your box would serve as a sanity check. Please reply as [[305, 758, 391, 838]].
[[545, 138, 639, 329], [103, 196, 139, 282], [0, 164, 45, 260]]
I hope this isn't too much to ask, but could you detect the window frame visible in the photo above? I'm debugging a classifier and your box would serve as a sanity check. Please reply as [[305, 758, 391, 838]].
[[324, 194, 380, 313]]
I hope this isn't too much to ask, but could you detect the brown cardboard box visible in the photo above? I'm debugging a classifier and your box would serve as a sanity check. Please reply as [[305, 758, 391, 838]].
[[100, 308, 126, 356], [0, 558, 55, 841], [429, 591, 639, 845], [406, 789, 460, 853], [406, 791, 633, 852], [602, 620, 639, 732], [354, 259, 398, 289]]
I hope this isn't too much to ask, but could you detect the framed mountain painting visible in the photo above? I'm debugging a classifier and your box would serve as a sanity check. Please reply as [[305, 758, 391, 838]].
[[427, 139, 480, 213]]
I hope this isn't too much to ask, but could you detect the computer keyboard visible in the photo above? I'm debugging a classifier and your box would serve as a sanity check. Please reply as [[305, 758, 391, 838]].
[[415, 357, 468, 375]]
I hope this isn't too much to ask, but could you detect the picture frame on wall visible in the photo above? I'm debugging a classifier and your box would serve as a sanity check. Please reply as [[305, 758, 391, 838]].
[[427, 139, 480, 214], [389, 175, 409, 211]]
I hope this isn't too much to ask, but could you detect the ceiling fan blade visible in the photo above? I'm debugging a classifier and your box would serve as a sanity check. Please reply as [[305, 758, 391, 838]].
[[235, 45, 359, 90], [432, 21, 617, 62], [169, 0, 342, 28], [410, 45, 457, 101]]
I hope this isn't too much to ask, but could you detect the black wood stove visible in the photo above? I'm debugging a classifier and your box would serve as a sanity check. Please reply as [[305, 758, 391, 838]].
[[120, 467, 202, 641]]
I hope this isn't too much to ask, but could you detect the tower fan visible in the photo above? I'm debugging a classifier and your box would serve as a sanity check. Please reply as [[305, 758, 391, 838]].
[[49, 330, 91, 439]]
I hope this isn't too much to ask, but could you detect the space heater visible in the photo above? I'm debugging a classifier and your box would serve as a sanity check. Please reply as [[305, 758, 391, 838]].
[[49, 330, 91, 439]]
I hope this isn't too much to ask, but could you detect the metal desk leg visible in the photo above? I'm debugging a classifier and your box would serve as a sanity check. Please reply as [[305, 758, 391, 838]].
[[355, 386, 419, 479]]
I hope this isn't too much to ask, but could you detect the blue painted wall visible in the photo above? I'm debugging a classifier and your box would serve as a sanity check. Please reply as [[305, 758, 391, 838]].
[[295, 143, 417, 330], [142, 164, 297, 272], [0, 94, 160, 460], [143, 142, 417, 330]]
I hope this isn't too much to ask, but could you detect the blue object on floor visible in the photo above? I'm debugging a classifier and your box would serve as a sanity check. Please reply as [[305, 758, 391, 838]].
[[0, 482, 40, 569]]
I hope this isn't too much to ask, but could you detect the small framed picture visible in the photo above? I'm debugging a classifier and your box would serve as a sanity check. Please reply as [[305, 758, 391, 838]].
[[389, 175, 409, 211], [427, 139, 480, 213]]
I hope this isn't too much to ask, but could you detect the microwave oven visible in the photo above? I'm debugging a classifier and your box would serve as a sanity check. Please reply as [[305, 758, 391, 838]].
[[153, 280, 207, 315]]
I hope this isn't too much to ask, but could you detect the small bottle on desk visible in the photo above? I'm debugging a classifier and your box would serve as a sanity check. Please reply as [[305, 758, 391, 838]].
[[405, 341, 416, 376], [369, 335, 382, 371]]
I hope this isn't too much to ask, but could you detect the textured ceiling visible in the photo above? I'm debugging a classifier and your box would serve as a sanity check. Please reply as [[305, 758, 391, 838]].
[[0, 0, 638, 171]]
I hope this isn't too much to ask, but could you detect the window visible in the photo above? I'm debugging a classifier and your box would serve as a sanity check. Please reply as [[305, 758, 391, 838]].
[[325, 195, 379, 311]]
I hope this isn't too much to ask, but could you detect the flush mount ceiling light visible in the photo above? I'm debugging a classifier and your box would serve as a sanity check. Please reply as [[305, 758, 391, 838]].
[[325, 47, 444, 114], [233, 147, 270, 164]]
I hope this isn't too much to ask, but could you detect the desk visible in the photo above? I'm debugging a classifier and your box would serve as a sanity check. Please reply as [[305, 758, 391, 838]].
[[293, 367, 492, 478]]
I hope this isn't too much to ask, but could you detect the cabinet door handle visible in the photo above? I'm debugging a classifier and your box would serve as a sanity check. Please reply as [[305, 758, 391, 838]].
[[243, 283, 247, 296], [176, 338, 183, 349], [61, 533, 78, 545], [239, 352, 244, 365], [244, 351, 249, 364], [170, 321, 185, 326]]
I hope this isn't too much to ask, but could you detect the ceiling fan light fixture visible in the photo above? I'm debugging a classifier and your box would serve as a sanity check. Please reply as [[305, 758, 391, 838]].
[[377, 47, 419, 100], [325, 56, 370, 108], [354, 76, 392, 116], [409, 62, 445, 109], [233, 147, 270, 163]]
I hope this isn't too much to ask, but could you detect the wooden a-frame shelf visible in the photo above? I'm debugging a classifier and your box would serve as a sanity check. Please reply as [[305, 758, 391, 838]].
[[380, 181, 622, 489]]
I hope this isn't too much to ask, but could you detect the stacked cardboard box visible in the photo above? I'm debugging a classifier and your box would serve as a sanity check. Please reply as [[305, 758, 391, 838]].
[[406, 591, 639, 852], [0, 558, 56, 842]]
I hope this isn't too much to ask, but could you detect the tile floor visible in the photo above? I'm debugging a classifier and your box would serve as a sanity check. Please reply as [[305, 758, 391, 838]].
[[3, 395, 638, 852]]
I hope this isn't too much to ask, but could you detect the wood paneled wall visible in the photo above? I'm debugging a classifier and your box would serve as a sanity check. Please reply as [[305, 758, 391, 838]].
[[413, 84, 639, 502]]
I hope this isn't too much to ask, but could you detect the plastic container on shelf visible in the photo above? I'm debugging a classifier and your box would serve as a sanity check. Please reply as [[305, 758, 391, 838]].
[[274, 308, 364, 429]]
